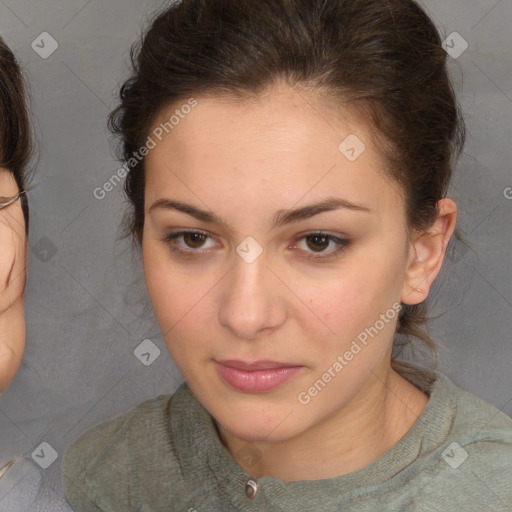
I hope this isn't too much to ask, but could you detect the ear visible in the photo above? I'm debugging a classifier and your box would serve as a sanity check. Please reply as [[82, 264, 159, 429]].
[[400, 198, 457, 305]]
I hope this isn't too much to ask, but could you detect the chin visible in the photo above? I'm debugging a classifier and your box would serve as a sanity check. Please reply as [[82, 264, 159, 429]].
[[210, 396, 308, 444], [185, 369, 309, 438], [0, 344, 23, 392]]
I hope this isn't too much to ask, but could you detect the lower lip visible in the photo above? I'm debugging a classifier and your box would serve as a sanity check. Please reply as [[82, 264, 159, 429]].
[[214, 362, 303, 392]]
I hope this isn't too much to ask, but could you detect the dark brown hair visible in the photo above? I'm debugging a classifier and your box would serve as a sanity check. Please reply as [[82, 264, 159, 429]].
[[109, 0, 466, 377], [0, 36, 31, 232]]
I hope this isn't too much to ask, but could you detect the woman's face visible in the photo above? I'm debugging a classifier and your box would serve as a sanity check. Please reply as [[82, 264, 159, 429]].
[[0, 169, 26, 392], [142, 84, 420, 442]]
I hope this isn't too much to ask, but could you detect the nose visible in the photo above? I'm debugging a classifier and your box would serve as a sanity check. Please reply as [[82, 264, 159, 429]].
[[217, 250, 287, 340]]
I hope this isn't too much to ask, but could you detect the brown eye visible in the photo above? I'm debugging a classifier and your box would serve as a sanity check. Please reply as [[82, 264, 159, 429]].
[[182, 232, 207, 249], [305, 234, 330, 252], [292, 232, 350, 262], [162, 230, 217, 258]]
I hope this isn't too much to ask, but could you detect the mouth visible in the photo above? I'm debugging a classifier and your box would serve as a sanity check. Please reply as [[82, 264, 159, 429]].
[[214, 359, 304, 392]]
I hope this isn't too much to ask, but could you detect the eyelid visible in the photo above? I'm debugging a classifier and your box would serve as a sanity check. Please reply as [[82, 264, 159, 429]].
[[163, 229, 219, 251], [289, 231, 350, 260], [291, 229, 349, 243]]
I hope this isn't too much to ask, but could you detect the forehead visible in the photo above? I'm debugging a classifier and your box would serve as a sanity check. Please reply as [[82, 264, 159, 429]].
[[144, 85, 403, 218], [149, 86, 367, 161]]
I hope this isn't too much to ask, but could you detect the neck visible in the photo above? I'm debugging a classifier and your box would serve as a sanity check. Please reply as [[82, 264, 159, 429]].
[[216, 362, 429, 482]]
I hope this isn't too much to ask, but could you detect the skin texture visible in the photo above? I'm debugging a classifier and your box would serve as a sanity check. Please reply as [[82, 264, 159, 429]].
[[142, 83, 457, 482], [0, 168, 27, 392]]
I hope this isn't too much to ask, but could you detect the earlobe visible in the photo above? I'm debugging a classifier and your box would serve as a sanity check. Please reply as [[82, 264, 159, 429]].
[[400, 198, 458, 305]]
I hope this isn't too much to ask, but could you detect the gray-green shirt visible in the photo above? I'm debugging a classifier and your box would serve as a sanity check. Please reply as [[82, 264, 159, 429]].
[[62, 365, 512, 511]]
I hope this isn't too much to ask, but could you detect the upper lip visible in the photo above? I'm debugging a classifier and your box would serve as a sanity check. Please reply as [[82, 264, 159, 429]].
[[216, 359, 302, 371]]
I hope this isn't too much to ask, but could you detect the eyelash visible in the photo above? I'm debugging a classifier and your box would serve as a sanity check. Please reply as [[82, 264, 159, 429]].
[[162, 230, 350, 262]]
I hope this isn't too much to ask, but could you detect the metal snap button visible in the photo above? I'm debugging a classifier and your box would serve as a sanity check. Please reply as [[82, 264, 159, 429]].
[[245, 478, 258, 499]]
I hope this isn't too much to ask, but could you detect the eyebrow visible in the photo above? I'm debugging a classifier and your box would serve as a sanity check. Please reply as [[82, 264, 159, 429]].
[[148, 196, 371, 231]]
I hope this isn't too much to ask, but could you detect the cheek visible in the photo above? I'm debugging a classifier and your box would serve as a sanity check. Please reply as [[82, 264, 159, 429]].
[[143, 253, 190, 330], [142, 245, 217, 358], [0, 212, 27, 391], [300, 254, 381, 323], [298, 252, 403, 361], [295, 275, 400, 410], [0, 304, 25, 392]]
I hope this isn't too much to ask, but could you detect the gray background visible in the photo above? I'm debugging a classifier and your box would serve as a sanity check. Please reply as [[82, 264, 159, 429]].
[[0, 0, 511, 510]]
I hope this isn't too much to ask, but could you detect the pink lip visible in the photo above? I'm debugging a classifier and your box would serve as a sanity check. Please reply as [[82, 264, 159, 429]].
[[214, 360, 304, 392]]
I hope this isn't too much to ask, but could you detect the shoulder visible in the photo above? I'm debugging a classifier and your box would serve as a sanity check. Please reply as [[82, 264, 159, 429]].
[[440, 372, 512, 440], [422, 372, 512, 507], [62, 393, 176, 512], [403, 364, 512, 441]]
